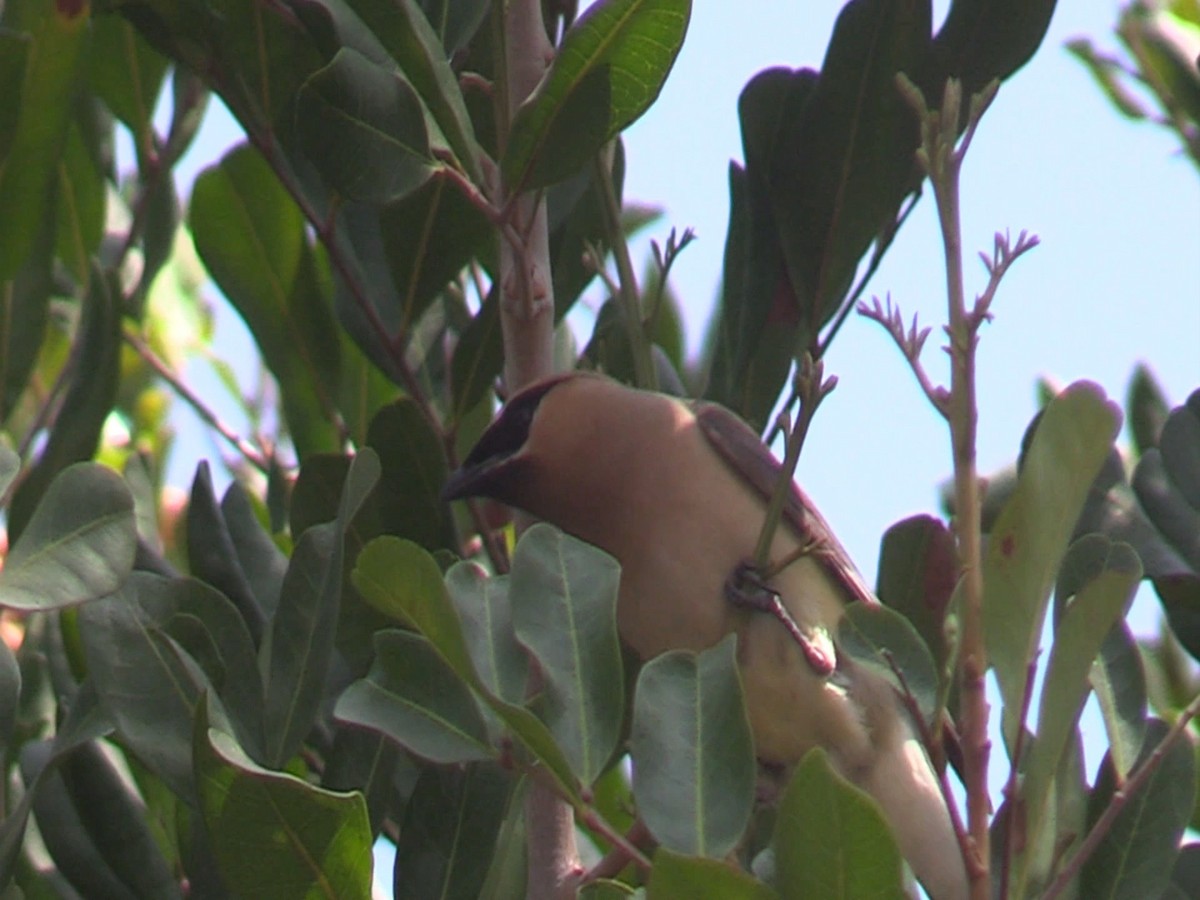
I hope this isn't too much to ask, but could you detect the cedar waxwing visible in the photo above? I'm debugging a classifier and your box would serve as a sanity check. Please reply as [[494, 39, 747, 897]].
[[444, 372, 967, 900]]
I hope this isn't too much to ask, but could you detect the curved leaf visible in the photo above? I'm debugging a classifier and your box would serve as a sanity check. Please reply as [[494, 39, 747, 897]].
[[839, 601, 938, 726], [503, 0, 692, 191], [647, 848, 779, 900], [194, 700, 373, 900], [0, 463, 135, 611], [297, 47, 435, 204], [334, 629, 493, 764]]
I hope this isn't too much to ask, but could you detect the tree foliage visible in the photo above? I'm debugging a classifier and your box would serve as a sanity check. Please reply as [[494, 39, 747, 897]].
[[0, 0, 1196, 896]]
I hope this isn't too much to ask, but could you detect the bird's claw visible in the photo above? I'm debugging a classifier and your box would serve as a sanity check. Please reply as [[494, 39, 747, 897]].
[[725, 562, 836, 677]]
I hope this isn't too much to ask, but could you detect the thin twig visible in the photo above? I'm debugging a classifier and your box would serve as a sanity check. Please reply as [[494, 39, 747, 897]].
[[1041, 695, 1200, 900], [581, 817, 654, 882], [123, 326, 272, 474]]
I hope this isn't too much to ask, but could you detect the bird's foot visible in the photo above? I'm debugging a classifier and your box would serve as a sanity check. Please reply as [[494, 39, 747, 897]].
[[725, 562, 836, 677]]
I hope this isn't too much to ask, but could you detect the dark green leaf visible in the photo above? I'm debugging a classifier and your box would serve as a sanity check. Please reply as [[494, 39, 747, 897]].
[[297, 48, 435, 204], [79, 574, 210, 797], [0, 683, 113, 889], [394, 764, 512, 900], [8, 265, 121, 542], [416, 0, 488, 54], [1082, 718, 1196, 899], [0, 0, 88, 280], [983, 382, 1122, 737], [0, 463, 136, 611], [631, 635, 754, 858], [90, 15, 169, 144], [190, 143, 341, 457], [187, 462, 266, 644], [366, 398, 458, 552], [646, 848, 779, 900], [1126, 363, 1171, 456], [334, 629, 493, 764], [503, 0, 692, 191], [322, 726, 400, 835], [221, 481, 287, 622], [0, 638, 18, 756], [57, 741, 181, 899], [262, 448, 379, 766], [340, 0, 481, 180], [773, 749, 904, 900], [703, 158, 797, 432], [54, 123, 105, 282], [510, 524, 624, 784], [875, 514, 957, 702], [0, 206, 52, 422], [930, 0, 1057, 97], [194, 699, 373, 899]]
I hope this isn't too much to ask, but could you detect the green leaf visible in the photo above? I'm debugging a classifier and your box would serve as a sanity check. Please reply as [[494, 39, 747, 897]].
[[190, 143, 341, 458], [90, 15, 169, 144], [321, 726, 401, 835], [446, 561, 529, 706], [54, 122, 105, 283], [334, 629, 494, 764], [366, 397, 458, 552], [502, 0, 692, 191], [262, 448, 379, 767], [631, 635, 754, 858], [930, 0, 1057, 97], [0, 683, 113, 889], [1089, 622, 1148, 781], [647, 848, 779, 900], [187, 462, 266, 644], [773, 749, 905, 900], [0, 206, 53, 423], [221, 481, 288, 622], [703, 157, 797, 430], [297, 48, 436, 204], [416, 0, 488, 54], [1016, 536, 1141, 896], [0, 463, 136, 611], [983, 382, 1122, 739], [839, 602, 938, 726], [55, 740, 181, 899], [194, 699, 373, 900], [1126, 363, 1171, 456], [0, 0, 89, 281], [0, 638, 18, 757], [767, 0, 929, 341], [875, 515, 958, 704], [352, 535, 583, 803], [340, 0, 481, 181], [1066, 38, 1151, 121], [1081, 718, 1196, 899], [393, 764, 512, 900], [79, 574, 211, 797], [510, 524, 624, 784], [8, 264, 121, 543]]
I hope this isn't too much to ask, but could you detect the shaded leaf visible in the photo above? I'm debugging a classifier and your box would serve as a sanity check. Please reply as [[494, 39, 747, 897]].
[[631, 635, 754, 858], [0, 207, 53, 422], [774, 748, 904, 900], [321, 725, 400, 835], [90, 15, 169, 143], [1089, 622, 1148, 781], [510, 524, 624, 784], [8, 264, 121, 542], [1082, 718, 1196, 899], [190, 143, 341, 457], [221, 480, 287, 622], [839, 601, 938, 726], [297, 48, 435, 204], [0, 463, 136, 611], [503, 0, 692, 191], [393, 764, 512, 900], [194, 699, 373, 899], [647, 848, 779, 900], [930, 0, 1057, 98], [0, 0, 88, 280], [334, 629, 493, 764]]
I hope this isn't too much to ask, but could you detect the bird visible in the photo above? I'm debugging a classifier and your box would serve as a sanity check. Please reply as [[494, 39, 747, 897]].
[[443, 371, 968, 900]]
